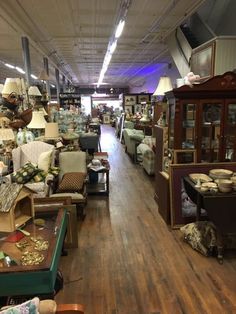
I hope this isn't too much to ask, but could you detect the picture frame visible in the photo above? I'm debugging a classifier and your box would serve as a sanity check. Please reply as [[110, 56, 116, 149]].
[[191, 42, 215, 80], [124, 95, 137, 106], [138, 94, 150, 104], [134, 104, 142, 113], [125, 105, 133, 114], [173, 149, 197, 164], [169, 162, 236, 229]]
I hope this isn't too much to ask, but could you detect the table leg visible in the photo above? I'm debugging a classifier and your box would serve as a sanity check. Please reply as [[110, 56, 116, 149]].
[[216, 231, 224, 264], [196, 194, 201, 221]]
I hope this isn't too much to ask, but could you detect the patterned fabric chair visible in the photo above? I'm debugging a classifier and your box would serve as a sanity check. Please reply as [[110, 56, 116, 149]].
[[49, 151, 87, 218], [137, 136, 155, 175], [11, 141, 55, 197], [123, 128, 144, 161]]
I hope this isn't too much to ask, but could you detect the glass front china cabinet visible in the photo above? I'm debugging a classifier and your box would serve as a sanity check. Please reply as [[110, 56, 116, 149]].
[[165, 71, 236, 165]]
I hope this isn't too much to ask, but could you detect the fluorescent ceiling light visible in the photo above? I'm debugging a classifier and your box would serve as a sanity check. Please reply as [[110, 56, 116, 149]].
[[110, 40, 117, 54], [115, 20, 125, 38], [31, 74, 38, 79], [16, 67, 25, 74], [5, 63, 15, 69], [50, 84, 55, 88]]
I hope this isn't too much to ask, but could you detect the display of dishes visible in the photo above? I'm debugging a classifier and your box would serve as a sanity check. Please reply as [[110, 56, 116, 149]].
[[189, 173, 212, 183], [209, 169, 233, 180]]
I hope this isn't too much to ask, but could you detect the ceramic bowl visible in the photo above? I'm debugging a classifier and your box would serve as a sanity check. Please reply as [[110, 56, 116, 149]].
[[209, 169, 233, 180], [218, 185, 232, 193]]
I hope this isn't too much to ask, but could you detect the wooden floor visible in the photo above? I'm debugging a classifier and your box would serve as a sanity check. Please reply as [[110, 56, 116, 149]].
[[56, 125, 236, 314]]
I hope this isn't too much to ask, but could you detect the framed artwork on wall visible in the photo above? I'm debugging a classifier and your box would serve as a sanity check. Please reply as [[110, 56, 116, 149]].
[[124, 95, 137, 106], [138, 94, 150, 104], [134, 104, 142, 113], [191, 42, 215, 80], [169, 162, 236, 229]]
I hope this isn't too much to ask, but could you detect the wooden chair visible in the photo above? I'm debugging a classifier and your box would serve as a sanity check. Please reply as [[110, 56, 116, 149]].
[[56, 304, 84, 314]]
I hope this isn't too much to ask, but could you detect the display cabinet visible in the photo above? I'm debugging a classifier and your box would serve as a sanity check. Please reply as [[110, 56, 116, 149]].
[[165, 71, 236, 164], [59, 93, 81, 108]]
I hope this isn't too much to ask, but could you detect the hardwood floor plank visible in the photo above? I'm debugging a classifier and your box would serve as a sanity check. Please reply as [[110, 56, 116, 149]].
[[56, 125, 236, 314]]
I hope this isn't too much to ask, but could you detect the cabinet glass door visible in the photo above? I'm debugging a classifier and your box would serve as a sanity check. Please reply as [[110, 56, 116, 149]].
[[201, 102, 222, 162], [182, 103, 196, 149], [224, 103, 236, 161]]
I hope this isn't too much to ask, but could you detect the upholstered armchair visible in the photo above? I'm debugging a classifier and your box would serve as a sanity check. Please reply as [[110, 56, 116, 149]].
[[49, 151, 87, 219], [137, 136, 156, 175], [11, 141, 56, 197], [123, 128, 144, 161]]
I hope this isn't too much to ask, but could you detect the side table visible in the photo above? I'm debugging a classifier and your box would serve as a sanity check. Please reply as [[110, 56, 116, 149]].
[[183, 176, 236, 263], [87, 162, 110, 196]]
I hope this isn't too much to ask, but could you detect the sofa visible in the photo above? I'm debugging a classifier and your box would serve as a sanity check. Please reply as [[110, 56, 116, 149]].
[[123, 128, 144, 161], [137, 136, 156, 175]]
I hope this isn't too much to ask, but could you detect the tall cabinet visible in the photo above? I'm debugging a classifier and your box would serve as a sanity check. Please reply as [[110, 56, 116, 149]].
[[166, 71, 236, 163], [155, 71, 236, 224]]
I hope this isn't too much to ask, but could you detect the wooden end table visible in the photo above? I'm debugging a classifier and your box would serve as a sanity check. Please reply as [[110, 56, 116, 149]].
[[87, 162, 110, 196]]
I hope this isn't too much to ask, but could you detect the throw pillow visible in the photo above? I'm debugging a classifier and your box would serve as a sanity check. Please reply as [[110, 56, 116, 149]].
[[180, 221, 217, 256], [57, 172, 86, 193], [38, 150, 53, 172], [30, 169, 47, 183], [0, 297, 40, 314], [12, 162, 39, 184]]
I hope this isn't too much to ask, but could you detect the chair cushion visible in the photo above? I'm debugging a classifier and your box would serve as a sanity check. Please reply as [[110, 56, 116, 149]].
[[12, 162, 39, 184], [38, 150, 53, 172], [57, 172, 86, 193], [0, 297, 40, 314], [50, 192, 85, 201]]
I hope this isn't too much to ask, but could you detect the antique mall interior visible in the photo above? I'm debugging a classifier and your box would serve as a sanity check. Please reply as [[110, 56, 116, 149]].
[[1, 0, 236, 313]]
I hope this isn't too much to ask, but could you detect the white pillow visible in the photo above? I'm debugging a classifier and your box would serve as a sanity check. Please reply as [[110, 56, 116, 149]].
[[38, 150, 53, 172]]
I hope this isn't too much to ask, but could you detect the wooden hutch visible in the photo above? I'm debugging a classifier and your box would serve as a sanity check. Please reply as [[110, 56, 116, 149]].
[[155, 71, 236, 224]]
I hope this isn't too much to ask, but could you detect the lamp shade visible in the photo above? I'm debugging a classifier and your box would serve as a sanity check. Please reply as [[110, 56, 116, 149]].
[[28, 86, 42, 96], [45, 122, 59, 138], [0, 84, 4, 94], [38, 69, 49, 81], [27, 111, 47, 129], [2, 78, 20, 97], [0, 128, 15, 141], [153, 76, 173, 96]]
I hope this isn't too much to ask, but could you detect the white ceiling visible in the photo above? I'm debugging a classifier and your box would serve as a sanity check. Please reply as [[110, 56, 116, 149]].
[[0, 0, 207, 89]]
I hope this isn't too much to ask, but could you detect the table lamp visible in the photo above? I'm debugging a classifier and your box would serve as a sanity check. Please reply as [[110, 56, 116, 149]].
[[153, 76, 173, 126], [27, 111, 47, 137], [45, 122, 60, 139]]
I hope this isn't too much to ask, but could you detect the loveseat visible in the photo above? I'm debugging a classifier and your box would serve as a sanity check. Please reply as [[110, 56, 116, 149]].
[[122, 128, 144, 161], [137, 136, 155, 175]]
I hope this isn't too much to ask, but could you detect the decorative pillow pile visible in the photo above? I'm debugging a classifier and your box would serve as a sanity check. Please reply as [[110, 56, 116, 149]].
[[57, 172, 86, 193], [30, 167, 60, 183], [180, 221, 217, 256], [12, 162, 39, 184], [0, 297, 40, 314]]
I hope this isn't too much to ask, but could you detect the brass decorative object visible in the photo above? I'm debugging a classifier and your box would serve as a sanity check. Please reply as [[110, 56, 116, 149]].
[[21, 251, 44, 265]]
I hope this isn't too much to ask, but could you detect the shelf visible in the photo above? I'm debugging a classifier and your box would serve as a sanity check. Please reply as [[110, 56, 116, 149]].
[[15, 214, 32, 228]]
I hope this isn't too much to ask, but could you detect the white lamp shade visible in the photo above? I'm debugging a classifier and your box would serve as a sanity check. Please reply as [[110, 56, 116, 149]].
[[0, 128, 15, 141], [2, 78, 20, 97], [28, 86, 42, 96], [45, 123, 59, 138], [153, 76, 173, 96], [38, 69, 49, 81], [39, 107, 48, 116], [0, 84, 4, 94], [27, 111, 47, 129]]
